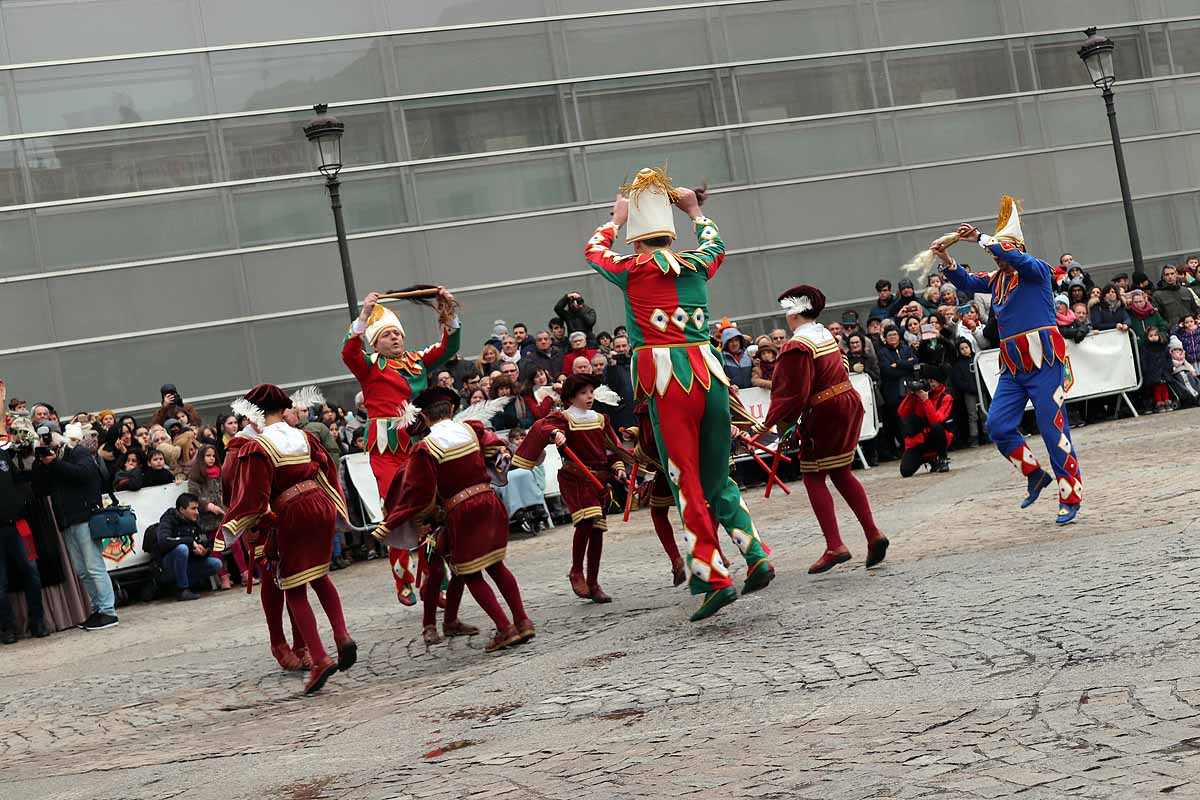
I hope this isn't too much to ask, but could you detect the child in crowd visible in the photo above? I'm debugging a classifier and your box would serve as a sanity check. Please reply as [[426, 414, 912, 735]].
[[1140, 326, 1173, 413], [1168, 337, 1200, 408], [949, 339, 981, 447], [514, 375, 628, 603], [141, 449, 176, 487], [1172, 315, 1200, 370], [1055, 295, 1089, 343]]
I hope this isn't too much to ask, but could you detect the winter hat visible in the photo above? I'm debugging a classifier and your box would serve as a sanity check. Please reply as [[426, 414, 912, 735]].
[[898, 278, 915, 291], [492, 320, 509, 338], [1132, 270, 1151, 285], [1054, 294, 1070, 308], [1169, 336, 1184, 351], [720, 326, 749, 350]]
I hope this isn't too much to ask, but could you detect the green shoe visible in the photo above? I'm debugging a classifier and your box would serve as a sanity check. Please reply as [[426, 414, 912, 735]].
[[689, 586, 738, 622], [742, 559, 775, 594]]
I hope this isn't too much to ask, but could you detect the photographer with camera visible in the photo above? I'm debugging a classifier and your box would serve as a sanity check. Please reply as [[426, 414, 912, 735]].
[[0, 381, 50, 643], [150, 383, 201, 428], [30, 401, 119, 631], [554, 291, 598, 347], [897, 364, 954, 477]]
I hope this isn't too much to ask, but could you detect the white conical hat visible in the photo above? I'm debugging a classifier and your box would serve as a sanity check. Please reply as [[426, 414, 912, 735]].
[[364, 303, 404, 347], [993, 195, 1025, 247], [623, 166, 679, 244]]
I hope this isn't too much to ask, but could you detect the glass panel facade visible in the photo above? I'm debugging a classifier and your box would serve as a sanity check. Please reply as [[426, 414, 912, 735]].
[[0, 4, 1194, 413]]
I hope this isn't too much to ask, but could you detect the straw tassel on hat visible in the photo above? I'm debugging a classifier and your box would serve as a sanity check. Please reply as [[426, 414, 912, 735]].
[[622, 166, 680, 244], [993, 195, 1025, 248], [364, 303, 405, 347]]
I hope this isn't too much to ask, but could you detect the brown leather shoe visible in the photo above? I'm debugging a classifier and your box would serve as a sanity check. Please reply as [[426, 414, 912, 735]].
[[293, 646, 313, 670], [271, 643, 302, 671], [865, 535, 890, 568], [304, 655, 338, 694], [443, 619, 480, 637], [335, 637, 357, 672], [671, 559, 687, 587], [589, 584, 612, 604], [485, 625, 521, 653], [422, 624, 442, 645], [515, 618, 535, 643], [568, 571, 590, 598], [808, 547, 852, 574]]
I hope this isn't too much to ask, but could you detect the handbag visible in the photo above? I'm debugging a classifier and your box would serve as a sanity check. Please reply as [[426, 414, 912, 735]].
[[88, 493, 138, 540]]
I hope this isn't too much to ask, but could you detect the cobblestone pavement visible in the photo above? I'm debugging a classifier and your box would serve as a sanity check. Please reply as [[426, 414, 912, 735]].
[[2, 410, 1199, 800]]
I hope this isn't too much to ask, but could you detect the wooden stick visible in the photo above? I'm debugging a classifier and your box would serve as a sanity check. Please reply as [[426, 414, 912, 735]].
[[736, 432, 791, 463], [622, 462, 639, 522], [376, 288, 441, 300], [746, 450, 790, 496], [560, 445, 605, 491]]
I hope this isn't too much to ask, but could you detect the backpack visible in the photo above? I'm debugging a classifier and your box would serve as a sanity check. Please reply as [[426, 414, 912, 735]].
[[142, 523, 159, 562]]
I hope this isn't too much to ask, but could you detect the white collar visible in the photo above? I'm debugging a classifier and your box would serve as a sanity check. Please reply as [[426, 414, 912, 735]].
[[428, 419, 475, 449], [260, 422, 309, 456], [565, 405, 600, 422], [792, 321, 834, 344]]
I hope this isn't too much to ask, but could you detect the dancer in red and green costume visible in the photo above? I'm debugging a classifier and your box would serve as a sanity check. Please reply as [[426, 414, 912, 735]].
[[342, 287, 460, 606], [584, 167, 774, 621]]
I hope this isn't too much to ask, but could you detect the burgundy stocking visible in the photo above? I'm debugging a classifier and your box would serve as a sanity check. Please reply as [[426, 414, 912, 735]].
[[444, 573, 466, 623], [485, 562, 527, 622], [260, 577, 287, 648], [650, 507, 681, 562], [802, 471, 845, 551], [586, 527, 604, 588], [571, 522, 590, 574], [309, 575, 350, 643], [422, 554, 447, 628], [283, 585, 327, 662], [463, 573, 511, 630], [828, 465, 881, 541]]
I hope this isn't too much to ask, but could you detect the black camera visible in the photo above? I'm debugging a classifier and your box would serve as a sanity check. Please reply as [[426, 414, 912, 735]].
[[905, 378, 932, 394], [34, 446, 53, 459]]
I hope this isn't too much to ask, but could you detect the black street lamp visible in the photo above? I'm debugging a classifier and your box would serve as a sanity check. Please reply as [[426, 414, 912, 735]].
[[304, 103, 359, 320], [1077, 27, 1145, 278]]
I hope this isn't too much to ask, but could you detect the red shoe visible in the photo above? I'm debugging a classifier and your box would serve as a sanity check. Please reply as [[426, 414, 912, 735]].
[[588, 584, 612, 604], [397, 586, 417, 607], [515, 618, 536, 643], [304, 655, 338, 695], [485, 625, 522, 653], [335, 637, 357, 672], [443, 619, 480, 638], [293, 646, 313, 670], [271, 643, 302, 671], [568, 571, 589, 598], [808, 547, 852, 574], [422, 624, 442, 645], [671, 559, 687, 587]]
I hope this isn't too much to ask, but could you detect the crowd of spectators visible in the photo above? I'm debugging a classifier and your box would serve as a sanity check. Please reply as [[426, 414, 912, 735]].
[[3, 261, 1198, 641]]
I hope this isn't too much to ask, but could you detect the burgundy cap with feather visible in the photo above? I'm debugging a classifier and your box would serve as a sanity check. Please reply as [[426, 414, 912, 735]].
[[244, 384, 292, 413], [562, 373, 601, 400], [777, 285, 826, 318]]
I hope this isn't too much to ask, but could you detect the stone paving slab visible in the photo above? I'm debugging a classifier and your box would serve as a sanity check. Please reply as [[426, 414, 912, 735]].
[[1, 409, 1199, 799]]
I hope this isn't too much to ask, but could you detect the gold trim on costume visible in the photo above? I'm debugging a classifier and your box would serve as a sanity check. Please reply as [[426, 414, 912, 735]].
[[424, 437, 479, 463], [570, 506, 604, 523], [511, 455, 538, 470], [221, 514, 261, 542], [593, 519, 608, 532], [798, 451, 856, 473], [315, 470, 349, 521], [792, 336, 841, 359], [649, 495, 674, 508], [253, 435, 310, 467], [565, 415, 603, 431], [279, 562, 330, 590], [452, 547, 507, 575]]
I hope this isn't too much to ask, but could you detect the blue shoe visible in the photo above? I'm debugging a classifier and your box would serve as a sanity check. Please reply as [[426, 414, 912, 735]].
[[1021, 470, 1052, 509], [1056, 503, 1079, 525]]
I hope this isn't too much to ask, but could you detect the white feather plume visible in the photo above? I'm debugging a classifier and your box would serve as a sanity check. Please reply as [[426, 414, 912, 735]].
[[230, 398, 265, 428], [779, 295, 813, 314], [594, 384, 621, 406], [453, 396, 514, 425], [395, 400, 419, 429], [533, 386, 560, 405], [901, 232, 960, 276], [289, 384, 325, 410]]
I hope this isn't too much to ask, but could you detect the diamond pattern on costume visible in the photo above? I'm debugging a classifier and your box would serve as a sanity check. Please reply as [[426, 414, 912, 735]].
[[1058, 477, 1083, 503], [1053, 386, 1066, 406], [1007, 444, 1039, 475], [671, 307, 688, 331], [649, 308, 669, 332], [692, 308, 706, 329], [1057, 433, 1071, 454], [730, 528, 751, 552], [700, 225, 718, 241]]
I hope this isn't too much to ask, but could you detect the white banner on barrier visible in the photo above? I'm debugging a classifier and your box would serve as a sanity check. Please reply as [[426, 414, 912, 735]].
[[974, 328, 1141, 410], [735, 372, 879, 442], [105, 482, 185, 573]]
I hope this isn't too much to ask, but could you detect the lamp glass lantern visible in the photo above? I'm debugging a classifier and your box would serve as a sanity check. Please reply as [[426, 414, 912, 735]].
[[1077, 27, 1116, 90], [303, 103, 345, 179]]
